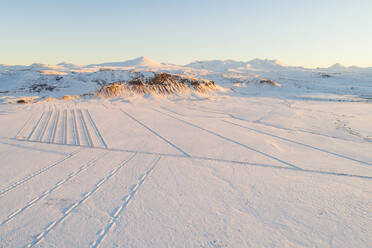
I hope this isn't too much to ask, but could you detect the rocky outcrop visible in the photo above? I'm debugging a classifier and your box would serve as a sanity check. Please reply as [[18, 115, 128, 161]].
[[97, 72, 218, 97], [30, 83, 57, 92], [258, 79, 281, 87]]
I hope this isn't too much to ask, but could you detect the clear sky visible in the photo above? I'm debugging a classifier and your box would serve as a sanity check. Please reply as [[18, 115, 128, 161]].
[[1, 0, 371, 67]]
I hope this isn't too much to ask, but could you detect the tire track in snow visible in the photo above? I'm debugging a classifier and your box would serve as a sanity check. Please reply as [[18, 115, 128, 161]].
[[223, 119, 372, 168], [11, 137, 372, 180], [60, 110, 66, 145], [15, 113, 35, 140], [64, 109, 68, 145], [25, 152, 137, 248], [17, 108, 105, 148], [90, 156, 161, 248], [0, 149, 81, 197], [50, 110, 60, 144], [0, 140, 68, 156], [78, 109, 93, 147], [13, 138, 285, 168], [184, 103, 360, 143], [72, 109, 80, 146], [184, 105, 227, 116], [160, 105, 224, 119], [152, 108, 301, 170], [38, 111, 53, 142], [120, 109, 190, 157], [44, 110, 57, 144], [27, 112, 45, 141], [0, 152, 107, 225], [85, 109, 108, 149]]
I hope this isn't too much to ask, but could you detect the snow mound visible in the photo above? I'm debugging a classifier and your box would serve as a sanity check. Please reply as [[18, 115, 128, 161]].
[[319, 63, 372, 72], [327, 63, 347, 71], [247, 58, 287, 70], [57, 62, 79, 68], [186, 58, 288, 72], [91, 56, 163, 68], [185, 60, 247, 72]]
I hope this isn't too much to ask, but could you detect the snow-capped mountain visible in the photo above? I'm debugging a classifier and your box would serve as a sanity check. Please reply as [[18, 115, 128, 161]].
[[327, 63, 347, 71], [323, 63, 372, 72], [88, 56, 164, 68], [1, 56, 372, 101], [185, 58, 289, 72]]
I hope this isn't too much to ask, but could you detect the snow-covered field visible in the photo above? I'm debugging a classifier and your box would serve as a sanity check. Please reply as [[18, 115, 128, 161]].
[[0, 57, 371, 247]]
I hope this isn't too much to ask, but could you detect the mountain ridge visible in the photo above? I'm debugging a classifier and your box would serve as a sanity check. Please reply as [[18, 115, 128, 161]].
[[1, 56, 372, 71], [88, 56, 163, 68]]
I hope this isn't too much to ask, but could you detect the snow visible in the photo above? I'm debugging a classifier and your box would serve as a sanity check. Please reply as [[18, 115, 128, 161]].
[[185, 58, 288, 73], [88, 56, 164, 68], [0, 57, 371, 247]]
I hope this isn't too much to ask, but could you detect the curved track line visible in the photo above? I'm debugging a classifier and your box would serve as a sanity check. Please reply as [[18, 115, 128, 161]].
[[1, 152, 107, 225], [25, 153, 137, 248], [121, 109, 190, 157], [90, 156, 161, 248], [152, 108, 300, 169], [0, 149, 81, 197], [85, 109, 108, 149]]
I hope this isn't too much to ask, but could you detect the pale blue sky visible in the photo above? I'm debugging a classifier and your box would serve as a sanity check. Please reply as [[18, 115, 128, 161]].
[[1, 0, 371, 67]]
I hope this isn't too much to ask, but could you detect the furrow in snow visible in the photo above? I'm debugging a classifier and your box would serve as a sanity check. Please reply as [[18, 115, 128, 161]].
[[89, 156, 161, 248], [25, 153, 137, 248], [85, 109, 108, 149], [1, 152, 107, 225], [0, 149, 81, 197], [152, 108, 301, 170]]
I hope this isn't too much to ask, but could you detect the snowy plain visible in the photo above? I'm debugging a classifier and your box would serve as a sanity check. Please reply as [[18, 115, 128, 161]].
[[0, 57, 371, 247]]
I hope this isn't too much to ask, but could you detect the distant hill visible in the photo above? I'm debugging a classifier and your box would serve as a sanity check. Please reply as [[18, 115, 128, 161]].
[[185, 58, 289, 72], [88, 56, 163, 68]]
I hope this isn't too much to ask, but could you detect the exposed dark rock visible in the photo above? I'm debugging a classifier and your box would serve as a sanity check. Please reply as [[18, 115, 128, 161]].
[[258, 79, 281, 87], [17, 99, 28, 104], [30, 83, 57, 92], [320, 73, 332, 78]]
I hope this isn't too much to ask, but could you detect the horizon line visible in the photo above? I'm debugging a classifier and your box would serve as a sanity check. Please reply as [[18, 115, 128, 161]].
[[1, 56, 372, 69]]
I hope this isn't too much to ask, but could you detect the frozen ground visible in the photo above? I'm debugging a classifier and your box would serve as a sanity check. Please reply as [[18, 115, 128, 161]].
[[0, 57, 371, 247]]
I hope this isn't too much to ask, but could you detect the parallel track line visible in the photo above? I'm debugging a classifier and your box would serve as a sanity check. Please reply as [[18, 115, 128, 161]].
[[90, 156, 161, 248], [1, 152, 107, 225], [25, 153, 137, 247], [0, 149, 81, 197], [27, 112, 45, 141], [85, 109, 108, 149]]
